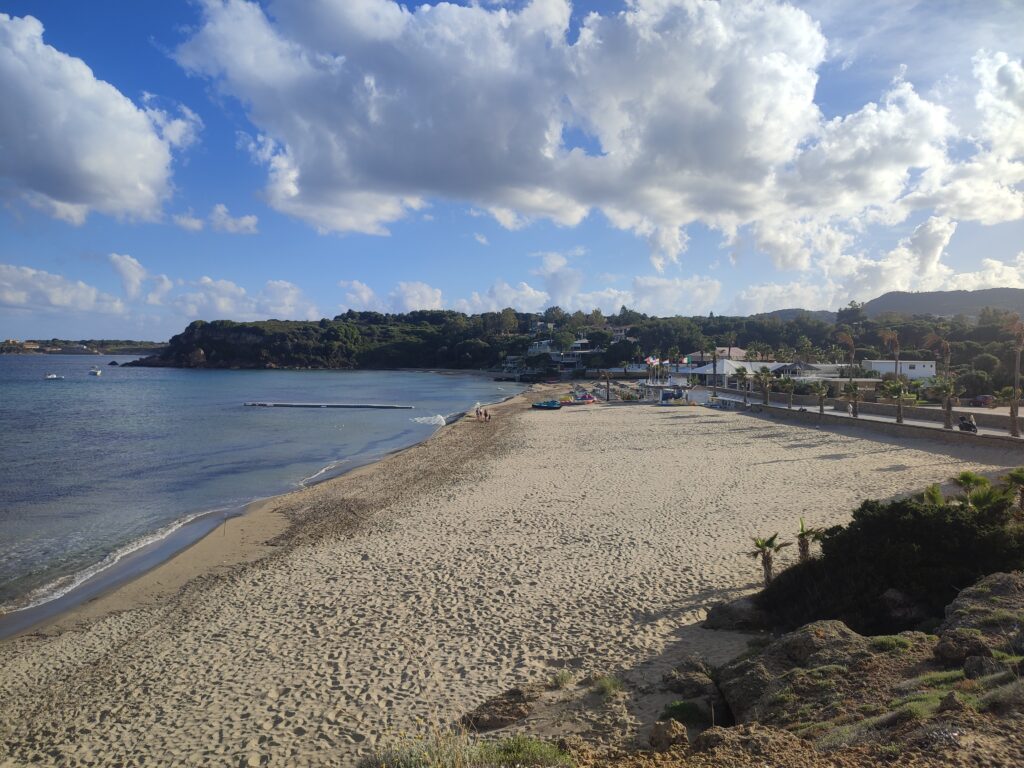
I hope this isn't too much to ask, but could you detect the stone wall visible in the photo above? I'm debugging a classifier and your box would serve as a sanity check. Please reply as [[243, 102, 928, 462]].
[[833, 401, 1014, 431]]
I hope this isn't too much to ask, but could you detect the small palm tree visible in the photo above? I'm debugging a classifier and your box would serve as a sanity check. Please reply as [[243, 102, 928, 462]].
[[1002, 467, 1024, 509], [842, 381, 862, 417], [968, 485, 1015, 516], [921, 484, 945, 505], [952, 471, 990, 506], [754, 367, 774, 405], [879, 329, 903, 424], [778, 377, 796, 409], [796, 518, 823, 563], [749, 534, 791, 587], [929, 375, 963, 430], [836, 331, 856, 381], [924, 331, 952, 379], [735, 366, 749, 405], [808, 380, 828, 416]]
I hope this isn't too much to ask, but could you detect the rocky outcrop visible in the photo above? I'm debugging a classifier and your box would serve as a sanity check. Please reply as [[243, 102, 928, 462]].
[[935, 572, 1024, 665], [648, 720, 688, 751], [703, 596, 771, 631]]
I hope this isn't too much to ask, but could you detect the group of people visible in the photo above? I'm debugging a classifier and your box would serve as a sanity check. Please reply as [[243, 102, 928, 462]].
[[475, 407, 491, 423]]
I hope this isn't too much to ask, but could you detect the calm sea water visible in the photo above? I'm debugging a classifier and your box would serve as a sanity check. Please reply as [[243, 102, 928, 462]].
[[0, 355, 522, 625]]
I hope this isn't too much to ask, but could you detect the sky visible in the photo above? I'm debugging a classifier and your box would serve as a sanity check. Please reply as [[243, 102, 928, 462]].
[[1, 0, 1023, 341]]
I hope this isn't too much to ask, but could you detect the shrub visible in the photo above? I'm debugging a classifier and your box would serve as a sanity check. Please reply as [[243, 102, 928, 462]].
[[592, 675, 623, 698], [358, 732, 572, 768], [757, 496, 1024, 634], [660, 700, 711, 726], [870, 635, 912, 652], [474, 735, 572, 766], [549, 670, 573, 690]]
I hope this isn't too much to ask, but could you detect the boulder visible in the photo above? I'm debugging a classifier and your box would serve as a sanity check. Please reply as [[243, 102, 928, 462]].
[[934, 628, 992, 666], [937, 691, 967, 713], [460, 687, 541, 731], [703, 596, 771, 631], [964, 655, 1008, 679], [939, 572, 1024, 637], [648, 720, 689, 752]]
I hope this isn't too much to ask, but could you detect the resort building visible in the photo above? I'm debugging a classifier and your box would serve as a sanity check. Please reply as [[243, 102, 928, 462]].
[[683, 346, 746, 362], [863, 359, 937, 380]]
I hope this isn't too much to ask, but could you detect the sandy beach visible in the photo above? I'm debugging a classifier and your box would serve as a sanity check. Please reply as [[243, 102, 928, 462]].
[[0, 390, 1016, 766]]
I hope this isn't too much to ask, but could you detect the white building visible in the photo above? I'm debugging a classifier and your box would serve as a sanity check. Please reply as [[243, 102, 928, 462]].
[[863, 360, 936, 380]]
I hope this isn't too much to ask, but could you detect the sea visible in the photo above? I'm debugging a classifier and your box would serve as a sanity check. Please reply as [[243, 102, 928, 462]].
[[0, 355, 524, 636]]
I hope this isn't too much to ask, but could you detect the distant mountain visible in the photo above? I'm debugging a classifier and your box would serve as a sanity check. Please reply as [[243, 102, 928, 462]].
[[751, 308, 837, 324], [862, 288, 1024, 319]]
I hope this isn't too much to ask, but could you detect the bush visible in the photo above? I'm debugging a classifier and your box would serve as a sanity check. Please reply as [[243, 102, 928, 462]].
[[549, 670, 573, 690], [757, 496, 1024, 634], [660, 700, 711, 726], [592, 675, 623, 698], [870, 635, 912, 652], [359, 732, 572, 768]]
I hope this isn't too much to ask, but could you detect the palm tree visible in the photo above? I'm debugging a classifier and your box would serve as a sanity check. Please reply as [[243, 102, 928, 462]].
[[836, 331, 856, 381], [929, 375, 963, 430], [924, 331, 952, 379], [778, 377, 796, 409], [735, 366, 749, 405], [952, 470, 990, 506], [620, 359, 630, 378], [754, 367, 774, 405], [749, 534, 790, 587], [711, 348, 719, 398], [723, 331, 737, 360], [1001, 467, 1024, 510], [796, 519, 823, 563], [809, 381, 828, 416], [921, 484, 945, 505], [1006, 315, 1024, 439], [842, 381, 862, 417], [968, 485, 1015, 518], [879, 329, 904, 424]]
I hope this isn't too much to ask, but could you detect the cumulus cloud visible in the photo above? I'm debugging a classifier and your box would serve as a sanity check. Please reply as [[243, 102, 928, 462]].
[[0, 264, 124, 313], [209, 203, 259, 234], [175, 276, 319, 319], [473, 233, 489, 246], [338, 279, 384, 311], [108, 253, 148, 299], [173, 212, 205, 232], [0, 14, 194, 224], [454, 280, 550, 314], [146, 274, 175, 306], [388, 281, 443, 312]]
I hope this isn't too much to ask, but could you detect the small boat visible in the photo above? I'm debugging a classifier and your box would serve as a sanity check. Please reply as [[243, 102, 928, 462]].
[[88, 366, 102, 376], [561, 392, 597, 405], [532, 400, 562, 410], [44, 373, 64, 380]]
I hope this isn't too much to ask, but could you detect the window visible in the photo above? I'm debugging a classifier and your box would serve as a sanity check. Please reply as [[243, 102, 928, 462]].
[[908, 364, 916, 370]]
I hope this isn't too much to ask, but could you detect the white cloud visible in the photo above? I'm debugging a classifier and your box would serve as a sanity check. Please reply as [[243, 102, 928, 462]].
[[388, 281, 443, 312], [0, 264, 124, 313], [174, 276, 319, 320], [146, 274, 174, 306], [209, 203, 259, 234], [173, 212, 205, 232], [338, 279, 384, 311], [950, 252, 1024, 291], [108, 253, 148, 299], [454, 280, 549, 313], [0, 14, 189, 224], [473, 233, 489, 246], [142, 94, 203, 150]]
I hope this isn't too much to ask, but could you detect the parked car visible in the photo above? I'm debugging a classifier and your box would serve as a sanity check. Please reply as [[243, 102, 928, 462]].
[[969, 394, 996, 408]]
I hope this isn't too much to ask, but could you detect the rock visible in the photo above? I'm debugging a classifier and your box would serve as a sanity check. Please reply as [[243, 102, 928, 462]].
[[934, 628, 992, 666], [245, 754, 262, 768], [649, 720, 688, 752], [556, 735, 584, 753], [716, 621, 867, 723], [939, 572, 1024, 637], [461, 687, 541, 731], [703, 596, 771, 631], [880, 588, 929, 626], [661, 656, 716, 698], [937, 691, 966, 713], [692, 723, 805, 756], [964, 655, 1008, 679]]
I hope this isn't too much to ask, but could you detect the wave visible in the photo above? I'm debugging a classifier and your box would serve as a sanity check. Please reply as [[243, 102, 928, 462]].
[[411, 414, 447, 426], [299, 459, 350, 486], [0, 505, 236, 616]]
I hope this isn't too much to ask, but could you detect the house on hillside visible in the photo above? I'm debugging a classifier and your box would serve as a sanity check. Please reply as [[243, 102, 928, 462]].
[[863, 359, 936, 380]]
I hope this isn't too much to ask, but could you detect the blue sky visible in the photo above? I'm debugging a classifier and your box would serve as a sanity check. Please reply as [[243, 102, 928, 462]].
[[1, 0, 1023, 340]]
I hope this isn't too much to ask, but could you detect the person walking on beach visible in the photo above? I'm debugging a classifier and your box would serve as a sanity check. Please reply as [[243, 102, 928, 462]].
[[846, 402, 853, 417]]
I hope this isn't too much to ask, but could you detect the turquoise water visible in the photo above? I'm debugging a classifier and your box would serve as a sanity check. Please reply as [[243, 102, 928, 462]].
[[0, 355, 522, 623]]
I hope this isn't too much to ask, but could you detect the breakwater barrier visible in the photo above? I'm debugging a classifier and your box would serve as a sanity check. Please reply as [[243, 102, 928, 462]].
[[244, 402, 414, 410]]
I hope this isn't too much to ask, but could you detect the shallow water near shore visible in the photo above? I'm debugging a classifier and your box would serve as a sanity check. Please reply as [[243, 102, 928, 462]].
[[0, 355, 522, 629]]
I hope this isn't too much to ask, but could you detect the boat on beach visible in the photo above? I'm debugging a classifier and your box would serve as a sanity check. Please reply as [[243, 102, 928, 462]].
[[531, 400, 562, 410]]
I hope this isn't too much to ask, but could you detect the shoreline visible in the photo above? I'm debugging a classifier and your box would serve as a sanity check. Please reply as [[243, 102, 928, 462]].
[[0, 385, 536, 643]]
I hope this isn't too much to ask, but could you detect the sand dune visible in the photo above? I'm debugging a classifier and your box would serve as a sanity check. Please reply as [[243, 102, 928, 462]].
[[0, 394, 1015, 766]]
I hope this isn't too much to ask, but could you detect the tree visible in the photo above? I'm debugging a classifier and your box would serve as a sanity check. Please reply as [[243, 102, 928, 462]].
[[1007, 315, 1024, 439], [796, 519, 823, 564], [928, 375, 963, 430], [778, 376, 796, 409], [952, 470, 990, 506], [1002, 467, 1024, 510], [924, 331, 952, 379], [836, 301, 866, 327], [842, 381, 862, 417], [973, 353, 1001, 374], [836, 331, 856, 382], [723, 331, 737, 359], [543, 306, 566, 325], [552, 330, 575, 352], [880, 329, 903, 424], [808, 380, 828, 416], [754, 367, 774, 405], [750, 534, 790, 587], [735, 366, 749, 406], [711, 349, 719, 397]]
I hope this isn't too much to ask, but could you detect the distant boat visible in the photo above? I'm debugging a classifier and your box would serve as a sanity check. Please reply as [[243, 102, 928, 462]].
[[88, 367, 102, 376], [44, 373, 64, 380], [531, 400, 562, 410]]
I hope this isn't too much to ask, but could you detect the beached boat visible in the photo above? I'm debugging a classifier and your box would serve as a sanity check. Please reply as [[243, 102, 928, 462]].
[[88, 367, 102, 376], [531, 400, 562, 410], [560, 392, 597, 405], [44, 373, 64, 380]]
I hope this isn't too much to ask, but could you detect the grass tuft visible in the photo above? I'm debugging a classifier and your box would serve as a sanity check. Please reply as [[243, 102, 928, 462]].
[[549, 670, 573, 690], [870, 635, 912, 652], [358, 730, 572, 768], [592, 675, 623, 699]]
